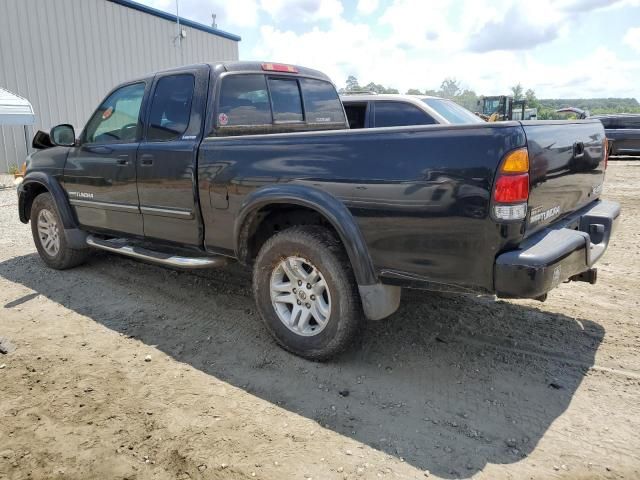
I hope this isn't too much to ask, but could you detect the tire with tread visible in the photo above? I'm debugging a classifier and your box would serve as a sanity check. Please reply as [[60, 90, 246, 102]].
[[30, 193, 89, 270], [253, 225, 363, 361]]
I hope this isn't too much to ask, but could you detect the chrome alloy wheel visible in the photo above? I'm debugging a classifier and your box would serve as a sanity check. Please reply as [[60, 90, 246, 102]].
[[37, 208, 60, 257], [270, 256, 332, 336]]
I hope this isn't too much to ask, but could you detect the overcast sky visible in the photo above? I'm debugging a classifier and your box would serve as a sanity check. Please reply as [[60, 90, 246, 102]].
[[138, 0, 640, 99]]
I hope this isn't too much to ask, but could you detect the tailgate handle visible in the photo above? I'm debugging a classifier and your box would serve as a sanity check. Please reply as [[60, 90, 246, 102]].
[[573, 141, 585, 158]]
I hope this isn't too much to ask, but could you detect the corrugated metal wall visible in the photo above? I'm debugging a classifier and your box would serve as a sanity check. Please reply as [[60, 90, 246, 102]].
[[0, 0, 239, 172]]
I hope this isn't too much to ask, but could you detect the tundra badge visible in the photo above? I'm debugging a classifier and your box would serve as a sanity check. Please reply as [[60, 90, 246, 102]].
[[530, 205, 561, 224], [68, 191, 94, 199]]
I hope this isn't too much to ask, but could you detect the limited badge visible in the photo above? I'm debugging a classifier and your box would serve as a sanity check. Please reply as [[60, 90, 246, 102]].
[[102, 106, 114, 120], [218, 112, 229, 126]]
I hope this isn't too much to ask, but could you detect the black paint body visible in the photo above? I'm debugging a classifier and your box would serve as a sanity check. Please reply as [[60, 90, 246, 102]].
[[18, 62, 618, 298]]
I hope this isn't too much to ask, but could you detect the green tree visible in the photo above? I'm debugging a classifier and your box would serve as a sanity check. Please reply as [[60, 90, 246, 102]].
[[525, 88, 537, 106], [511, 83, 523, 101], [454, 88, 479, 111], [363, 82, 385, 93], [345, 75, 360, 92], [406, 88, 423, 95], [439, 78, 461, 99]]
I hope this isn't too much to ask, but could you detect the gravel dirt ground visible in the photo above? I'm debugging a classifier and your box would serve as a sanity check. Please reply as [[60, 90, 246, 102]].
[[1, 162, 639, 480]]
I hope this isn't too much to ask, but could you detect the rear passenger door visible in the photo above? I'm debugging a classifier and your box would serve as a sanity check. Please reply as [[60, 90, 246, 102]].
[[373, 101, 436, 127], [136, 68, 208, 246]]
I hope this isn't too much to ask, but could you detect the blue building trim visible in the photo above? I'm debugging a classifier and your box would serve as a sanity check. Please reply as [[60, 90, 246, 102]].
[[107, 0, 241, 42]]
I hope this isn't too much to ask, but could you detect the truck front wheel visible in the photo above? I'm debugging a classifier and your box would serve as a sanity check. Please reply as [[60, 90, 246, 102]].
[[30, 193, 88, 270], [253, 226, 363, 360]]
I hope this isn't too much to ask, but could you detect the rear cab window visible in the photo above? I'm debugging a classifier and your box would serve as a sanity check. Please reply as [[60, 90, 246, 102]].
[[268, 78, 303, 122], [300, 78, 345, 126], [215, 74, 346, 135], [218, 74, 271, 126]]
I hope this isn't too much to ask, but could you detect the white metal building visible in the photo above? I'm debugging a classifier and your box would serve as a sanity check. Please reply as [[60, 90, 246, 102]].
[[0, 0, 240, 172]]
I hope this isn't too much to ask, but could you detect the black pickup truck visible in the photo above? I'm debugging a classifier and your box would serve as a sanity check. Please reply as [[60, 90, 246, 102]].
[[18, 61, 620, 360]]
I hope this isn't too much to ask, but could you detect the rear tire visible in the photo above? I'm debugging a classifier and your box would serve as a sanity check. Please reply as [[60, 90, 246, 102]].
[[30, 193, 88, 270], [253, 226, 363, 361]]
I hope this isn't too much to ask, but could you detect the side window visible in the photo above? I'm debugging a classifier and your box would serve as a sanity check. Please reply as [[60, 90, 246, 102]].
[[84, 83, 145, 144], [344, 103, 368, 129], [374, 101, 436, 128], [268, 78, 303, 122], [300, 78, 345, 125], [147, 74, 195, 142], [218, 74, 271, 126]]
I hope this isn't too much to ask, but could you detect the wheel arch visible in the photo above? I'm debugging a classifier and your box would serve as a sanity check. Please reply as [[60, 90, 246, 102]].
[[18, 172, 78, 229], [234, 185, 377, 286]]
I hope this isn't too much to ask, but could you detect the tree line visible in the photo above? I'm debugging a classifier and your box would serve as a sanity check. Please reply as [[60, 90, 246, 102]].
[[340, 76, 640, 117]]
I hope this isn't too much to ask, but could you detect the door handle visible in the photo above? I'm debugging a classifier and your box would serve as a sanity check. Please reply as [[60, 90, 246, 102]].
[[140, 154, 154, 166], [116, 155, 129, 166]]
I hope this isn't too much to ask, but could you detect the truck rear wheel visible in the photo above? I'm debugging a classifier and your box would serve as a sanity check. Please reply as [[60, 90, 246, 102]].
[[253, 226, 362, 360], [30, 193, 88, 270]]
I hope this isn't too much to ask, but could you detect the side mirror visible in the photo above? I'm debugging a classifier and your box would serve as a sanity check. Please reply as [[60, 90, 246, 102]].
[[50, 124, 76, 147], [32, 130, 55, 150]]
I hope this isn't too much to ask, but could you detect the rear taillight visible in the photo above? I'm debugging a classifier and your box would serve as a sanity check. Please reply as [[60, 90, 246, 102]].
[[494, 174, 529, 202], [493, 147, 529, 221], [603, 138, 609, 170]]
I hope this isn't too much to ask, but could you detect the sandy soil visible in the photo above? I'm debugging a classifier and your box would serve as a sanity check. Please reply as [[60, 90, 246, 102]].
[[1, 162, 639, 480]]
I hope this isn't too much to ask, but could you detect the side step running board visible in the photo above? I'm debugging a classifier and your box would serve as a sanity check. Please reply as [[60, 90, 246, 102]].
[[86, 235, 230, 269]]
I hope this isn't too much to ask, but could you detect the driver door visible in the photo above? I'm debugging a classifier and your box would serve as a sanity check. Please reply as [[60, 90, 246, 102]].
[[64, 81, 149, 236]]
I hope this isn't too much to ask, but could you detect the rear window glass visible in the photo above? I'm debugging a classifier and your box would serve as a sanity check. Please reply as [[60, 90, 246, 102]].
[[268, 78, 303, 122], [423, 98, 484, 124], [300, 78, 345, 124], [218, 75, 271, 126]]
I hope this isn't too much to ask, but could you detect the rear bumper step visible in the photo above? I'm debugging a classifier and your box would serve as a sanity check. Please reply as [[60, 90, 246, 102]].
[[86, 235, 230, 269]]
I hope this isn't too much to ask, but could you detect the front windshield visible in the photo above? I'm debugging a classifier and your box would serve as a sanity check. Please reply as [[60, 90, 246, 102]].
[[482, 98, 501, 116], [422, 98, 484, 124]]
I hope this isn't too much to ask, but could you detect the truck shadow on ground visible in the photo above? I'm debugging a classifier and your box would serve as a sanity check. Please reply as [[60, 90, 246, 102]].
[[1, 252, 604, 479]]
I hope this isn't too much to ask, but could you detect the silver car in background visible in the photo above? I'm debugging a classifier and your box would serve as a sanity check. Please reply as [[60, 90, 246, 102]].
[[340, 93, 484, 129]]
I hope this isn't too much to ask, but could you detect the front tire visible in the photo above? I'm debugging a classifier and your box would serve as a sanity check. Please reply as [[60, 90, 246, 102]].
[[253, 226, 363, 361], [30, 193, 88, 270]]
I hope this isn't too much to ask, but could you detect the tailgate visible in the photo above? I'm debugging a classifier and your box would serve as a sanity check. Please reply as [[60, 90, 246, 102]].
[[522, 120, 607, 236]]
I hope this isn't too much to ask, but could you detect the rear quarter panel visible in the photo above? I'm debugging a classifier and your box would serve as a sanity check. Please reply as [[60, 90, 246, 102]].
[[198, 123, 525, 291]]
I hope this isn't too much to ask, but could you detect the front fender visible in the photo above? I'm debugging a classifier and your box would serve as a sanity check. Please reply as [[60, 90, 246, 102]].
[[235, 184, 377, 286], [19, 172, 78, 228], [18, 172, 87, 249]]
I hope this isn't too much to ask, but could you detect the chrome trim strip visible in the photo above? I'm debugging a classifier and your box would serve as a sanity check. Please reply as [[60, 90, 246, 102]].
[[69, 199, 140, 213], [86, 235, 229, 269], [140, 206, 194, 219]]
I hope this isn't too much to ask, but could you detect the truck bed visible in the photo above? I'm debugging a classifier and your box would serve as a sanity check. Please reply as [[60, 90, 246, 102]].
[[197, 119, 606, 293]]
